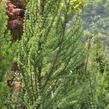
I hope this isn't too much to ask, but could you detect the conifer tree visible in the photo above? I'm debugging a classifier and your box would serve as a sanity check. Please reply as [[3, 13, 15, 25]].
[[0, 1, 17, 81], [1, 0, 109, 109], [81, 32, 109, 109], [16, 0, 85, 108], [0, 1, 13, 108], [0, 1, 18, 108]]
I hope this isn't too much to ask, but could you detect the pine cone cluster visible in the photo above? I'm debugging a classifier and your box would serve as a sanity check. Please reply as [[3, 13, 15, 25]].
[[7, 0, 25, 41]]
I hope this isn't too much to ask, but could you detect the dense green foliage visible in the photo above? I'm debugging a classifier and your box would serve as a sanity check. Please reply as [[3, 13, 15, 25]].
[[0, 0, 109, 109], [0, 2, 17, 108]]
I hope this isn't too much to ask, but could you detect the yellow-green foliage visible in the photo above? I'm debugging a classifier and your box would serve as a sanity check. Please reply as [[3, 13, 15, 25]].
[[16, 0, 85, 108]]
